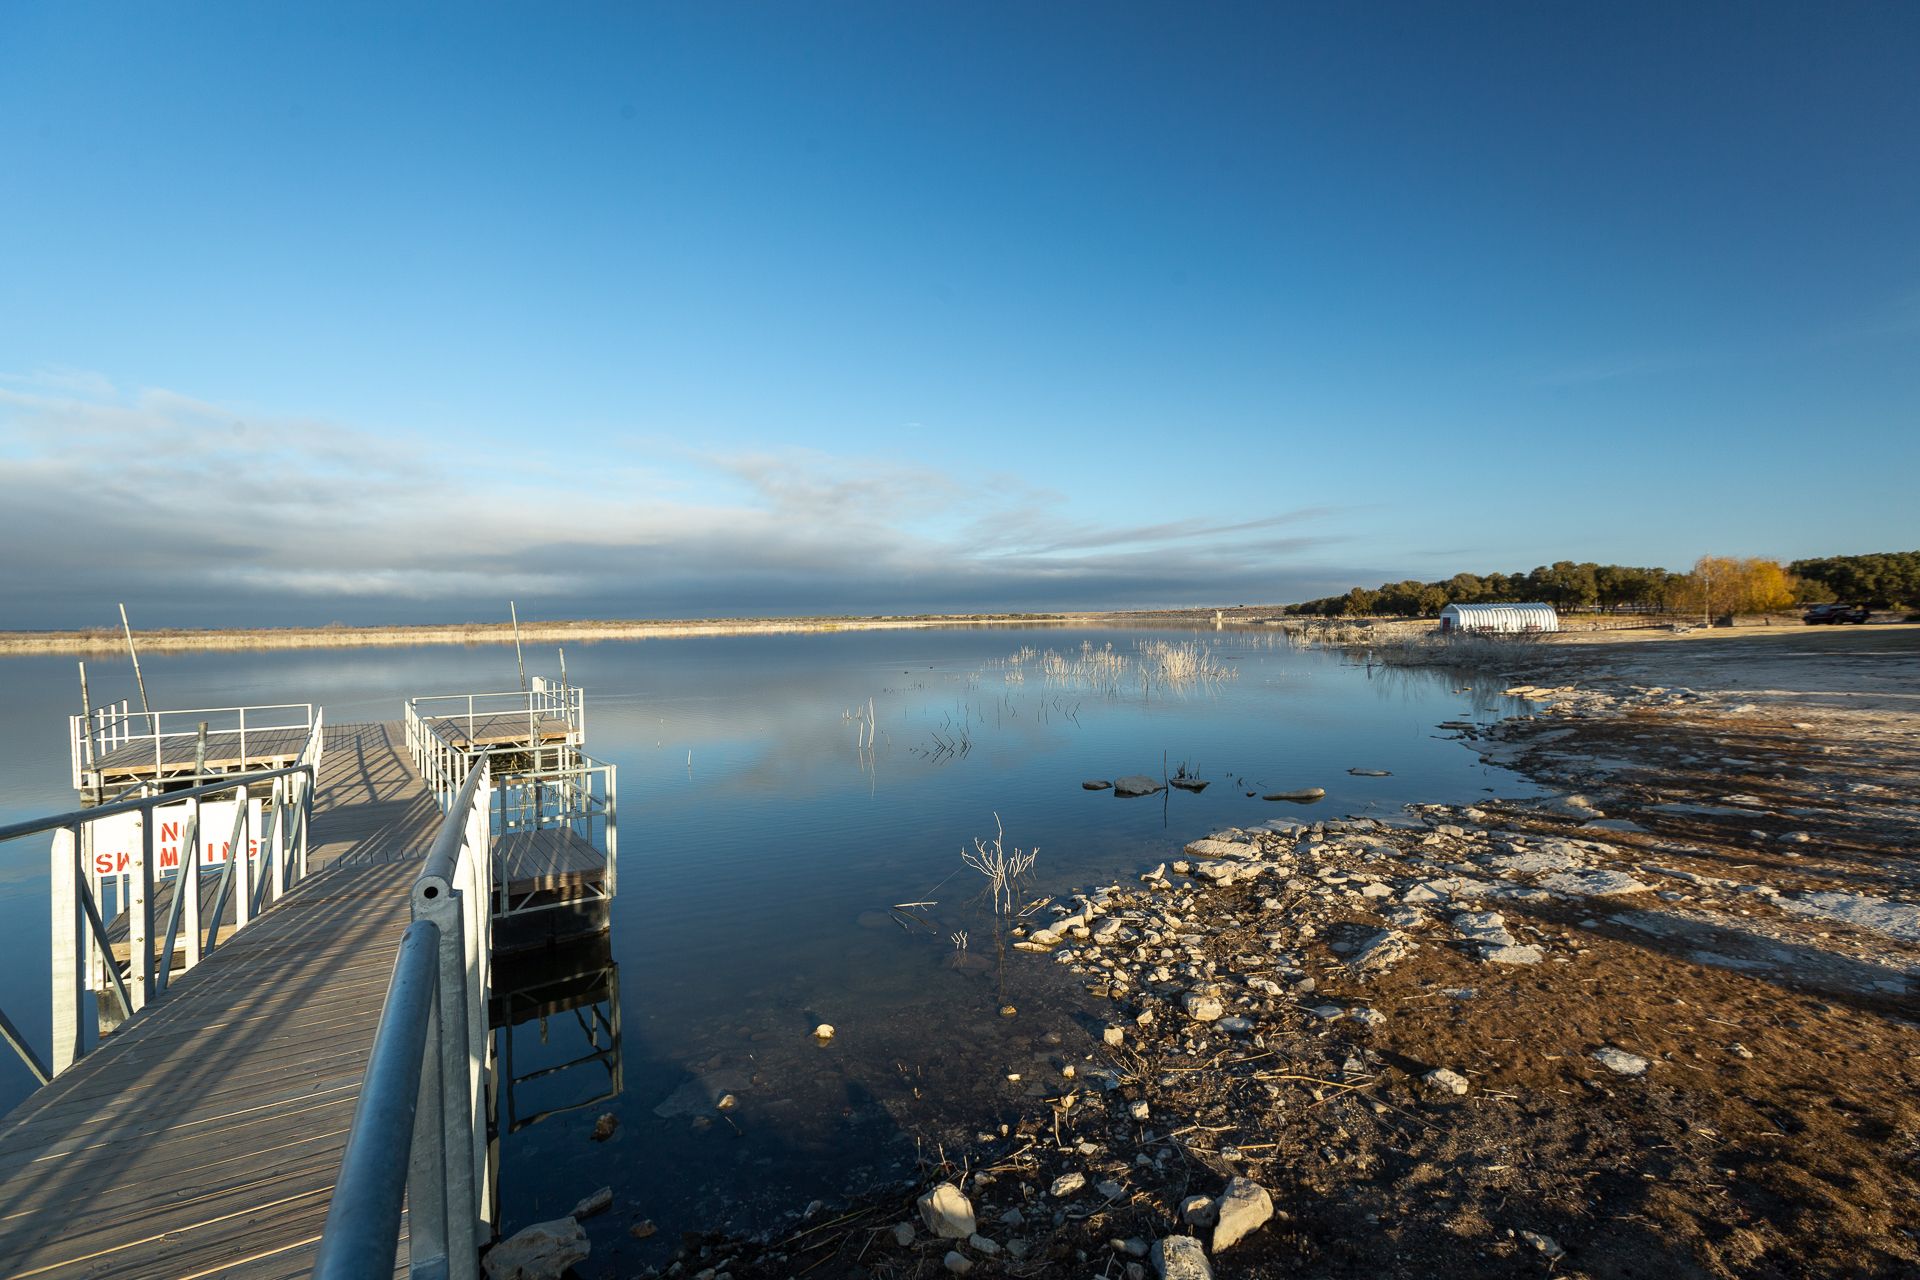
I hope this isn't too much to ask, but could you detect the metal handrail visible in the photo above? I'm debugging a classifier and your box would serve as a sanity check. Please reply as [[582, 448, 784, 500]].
[[0, 715, 325, 1085], [316, 756, 493, 1280], [490, 758, 619, 914], [404, 683, 587, 812], [404, 685, 585, 762]]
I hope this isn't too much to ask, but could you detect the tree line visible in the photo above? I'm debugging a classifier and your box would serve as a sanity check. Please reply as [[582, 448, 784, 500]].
[[1284, 551, 1918, 619], [1787, 551, 1920, 609]]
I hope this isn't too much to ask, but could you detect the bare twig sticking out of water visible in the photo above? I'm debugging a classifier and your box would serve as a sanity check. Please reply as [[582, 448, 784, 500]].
[[961, 812, 1038, 915], [843, 697, 879, 752], [950, 930, 968, 951]]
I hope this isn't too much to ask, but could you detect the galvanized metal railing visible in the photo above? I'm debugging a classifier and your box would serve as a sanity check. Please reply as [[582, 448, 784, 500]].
[[69, 701, 316, 790], [0, 715, 325, 1084], [491, 759, 619, 920], [314, 756, 494, 1280], [402, 681, 586, 785]]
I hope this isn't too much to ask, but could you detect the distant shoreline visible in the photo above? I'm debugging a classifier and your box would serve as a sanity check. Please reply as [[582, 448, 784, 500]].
[[0, 607, 1274, 655]]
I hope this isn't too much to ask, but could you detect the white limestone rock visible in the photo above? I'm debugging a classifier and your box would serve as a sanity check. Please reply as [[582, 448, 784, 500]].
[[1182, 993, 1225, 1022], [917, 1182, 977, 1239], [1592, 1046, 1649, 1076], [1152, 1235, 1213, 1280], [1211, 1176, 1274, 1253], [1347, 928, 1414, 972], [1542, 869, 1651, 898]]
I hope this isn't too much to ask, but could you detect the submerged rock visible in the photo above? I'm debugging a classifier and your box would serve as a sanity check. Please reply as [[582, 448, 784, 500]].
[[1263, 788, 1327, 803], [1169, 777, 1209, 792], [1114, 775, 1166, 797], [483, 1218, 589, 1280], [1083, 779, 1113, 790], [568, 1187, 612, 1219]]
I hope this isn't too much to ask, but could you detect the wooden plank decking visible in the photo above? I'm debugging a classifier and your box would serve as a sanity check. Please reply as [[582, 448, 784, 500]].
[[495, 827, 604, 895], [87, 728, 314, 780], [0, 721, 439, 1279], [420, 713, 571, 751]]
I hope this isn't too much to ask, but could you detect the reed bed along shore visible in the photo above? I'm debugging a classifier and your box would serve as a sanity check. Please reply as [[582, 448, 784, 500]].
[[998, 637, 1238, 695]]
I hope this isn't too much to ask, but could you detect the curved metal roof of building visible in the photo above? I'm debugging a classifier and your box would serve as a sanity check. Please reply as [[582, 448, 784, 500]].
[[1437, 602, 1560, 631]]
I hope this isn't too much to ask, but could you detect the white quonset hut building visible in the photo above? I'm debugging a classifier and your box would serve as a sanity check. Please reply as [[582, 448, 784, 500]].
[[1437, 602, 1560, 634]]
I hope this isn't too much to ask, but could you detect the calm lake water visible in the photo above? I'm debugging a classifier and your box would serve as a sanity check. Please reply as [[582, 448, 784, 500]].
[[0, 626, 1535, 1263]]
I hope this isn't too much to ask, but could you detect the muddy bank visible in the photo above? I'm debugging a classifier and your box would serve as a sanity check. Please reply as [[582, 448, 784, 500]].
[[539, 628, 1920, 1280]]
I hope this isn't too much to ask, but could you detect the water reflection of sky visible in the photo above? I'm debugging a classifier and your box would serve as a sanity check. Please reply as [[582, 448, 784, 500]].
[[0, 628, 1540, 1244]]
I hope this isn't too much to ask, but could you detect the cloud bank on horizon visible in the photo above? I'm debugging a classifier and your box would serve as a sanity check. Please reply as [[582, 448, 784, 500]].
[[0, 372, 1365, 629]]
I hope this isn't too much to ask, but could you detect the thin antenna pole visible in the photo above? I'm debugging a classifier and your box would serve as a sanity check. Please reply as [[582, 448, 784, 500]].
[[77, 662, 96, 771], [557, 646, 567, 692], [119, 603, 152, 719], [510, 601, 527, 691]]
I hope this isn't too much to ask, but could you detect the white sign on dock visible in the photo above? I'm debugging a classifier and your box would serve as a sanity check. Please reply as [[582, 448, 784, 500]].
[[88, 798, 267, 877]]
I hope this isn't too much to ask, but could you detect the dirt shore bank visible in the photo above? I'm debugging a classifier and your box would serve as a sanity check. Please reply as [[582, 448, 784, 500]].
[[617, 626, 1918, 1280]]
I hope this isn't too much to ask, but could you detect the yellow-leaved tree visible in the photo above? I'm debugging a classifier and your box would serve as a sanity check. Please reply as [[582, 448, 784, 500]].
[[1669, 556, 1799, 619]]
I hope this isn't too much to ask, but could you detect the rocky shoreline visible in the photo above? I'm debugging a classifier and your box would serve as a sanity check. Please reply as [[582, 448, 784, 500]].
[[490, 631, 1920, 1280]]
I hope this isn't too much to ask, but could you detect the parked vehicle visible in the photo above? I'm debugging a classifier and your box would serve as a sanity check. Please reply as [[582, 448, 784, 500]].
[[1802, 603, 1872, 625]]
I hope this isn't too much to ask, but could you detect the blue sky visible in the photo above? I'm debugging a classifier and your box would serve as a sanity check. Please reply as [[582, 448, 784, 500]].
[[2, 2, 1915, 627]]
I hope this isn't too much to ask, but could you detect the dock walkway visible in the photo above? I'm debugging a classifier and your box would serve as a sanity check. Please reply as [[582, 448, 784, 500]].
[[0, 722, 437, 1279]]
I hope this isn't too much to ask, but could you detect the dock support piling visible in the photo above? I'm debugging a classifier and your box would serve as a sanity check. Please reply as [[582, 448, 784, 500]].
[[130, 814, 153, 1012], [49, 829, 84, 1075]]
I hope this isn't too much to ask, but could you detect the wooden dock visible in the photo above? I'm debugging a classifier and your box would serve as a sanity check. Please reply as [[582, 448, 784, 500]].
[[418, 713, 571, 752], [0, 722, 438, 1279], [89, 728, 314, 781]]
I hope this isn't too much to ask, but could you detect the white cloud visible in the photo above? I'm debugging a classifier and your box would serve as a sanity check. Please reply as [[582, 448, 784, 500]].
[[0, 372, 1353, 625]]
